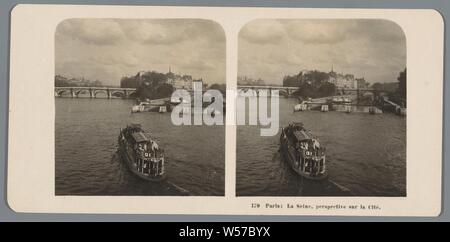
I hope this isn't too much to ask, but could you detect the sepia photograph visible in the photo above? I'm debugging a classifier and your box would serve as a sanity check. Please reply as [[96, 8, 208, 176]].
[[54, 19, 226, 196], [6, 4, 443, 217], [236, 19, 407, 197]]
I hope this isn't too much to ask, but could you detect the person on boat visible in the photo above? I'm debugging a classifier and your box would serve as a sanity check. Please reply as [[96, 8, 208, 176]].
[[150, 141, 159, 157], [304, 142, 309, 151], [300, 141, 307, 151], [313, 139, 320, 150]]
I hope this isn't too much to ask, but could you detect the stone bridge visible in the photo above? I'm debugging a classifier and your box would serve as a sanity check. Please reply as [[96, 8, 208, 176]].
[[237, 85, 378, 97], [55, 87, 137, 99], [237, 85, 300, 96]]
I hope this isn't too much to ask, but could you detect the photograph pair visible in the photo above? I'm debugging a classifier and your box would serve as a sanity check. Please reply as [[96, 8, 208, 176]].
[[55, 18, 406, 197]]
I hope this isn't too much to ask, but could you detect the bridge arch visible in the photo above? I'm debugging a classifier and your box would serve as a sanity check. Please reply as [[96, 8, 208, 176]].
[[278, 90, 289, 97], [56, 89, 71, 97], [110, 90, 126, 98], [127, 91, 137, 99], [75, 89, 92, 98], [93, 89, 109, 98]]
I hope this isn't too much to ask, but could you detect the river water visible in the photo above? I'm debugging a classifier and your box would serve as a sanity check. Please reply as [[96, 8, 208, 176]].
[[56, 97, 406, 197], [55, 98, 225, 196], [236, 97, 406, 197]]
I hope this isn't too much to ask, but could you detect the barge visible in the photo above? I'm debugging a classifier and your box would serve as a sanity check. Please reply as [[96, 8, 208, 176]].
[[280, 122, 328, 180], [118, 124, 166, 181]]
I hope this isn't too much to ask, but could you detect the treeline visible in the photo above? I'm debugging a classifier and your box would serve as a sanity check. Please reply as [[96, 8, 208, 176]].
[[370, 82, 398, 93], [237, 76, 265, 86], [283, 70, 336, 98], [397, 68, 406, 99], [390, 68, 406, 107], [120, 71, 167, 88], [208, 83, 227, 95], [371, 68, 406, 107], [120, 71, 174, 100], [55, 75, 103, 87]]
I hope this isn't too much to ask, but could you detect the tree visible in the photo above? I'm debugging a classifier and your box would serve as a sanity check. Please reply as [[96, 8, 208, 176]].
[[55, 75, 70, 87], [316, 82, 336, 97], [135, 82, 154, 99], [293, 83, 315, 98], [283, 74, 301, 87], [371, 82, 383, 91], [120, 76, 139, 88], [284, 70, 336, 98], [120, 71, 168, 88], [122, 71, 175, 100], [155, 83, 175, 99], [397, 68, 406, 99], [304, 70, 329, 88], [209, 83, 226, 94]]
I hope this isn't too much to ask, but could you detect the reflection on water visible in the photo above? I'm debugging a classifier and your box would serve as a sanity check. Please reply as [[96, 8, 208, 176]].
[[236, 97, 406, 197], [55, 98, 225, 196]]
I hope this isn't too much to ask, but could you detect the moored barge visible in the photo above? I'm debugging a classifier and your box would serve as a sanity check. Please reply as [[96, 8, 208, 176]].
[[118, 124, 166, 181], [280, 122, 328, 180]]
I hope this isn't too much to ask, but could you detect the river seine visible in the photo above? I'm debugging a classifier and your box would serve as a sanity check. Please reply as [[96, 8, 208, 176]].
[[236, 97, 406, 196], [55, 98, 225, 196], [55, 96, 406, 197]]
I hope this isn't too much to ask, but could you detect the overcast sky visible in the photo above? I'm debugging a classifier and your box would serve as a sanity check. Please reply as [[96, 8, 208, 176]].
[[238, 19, 406, 85], [56, 19, 226, 86]]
